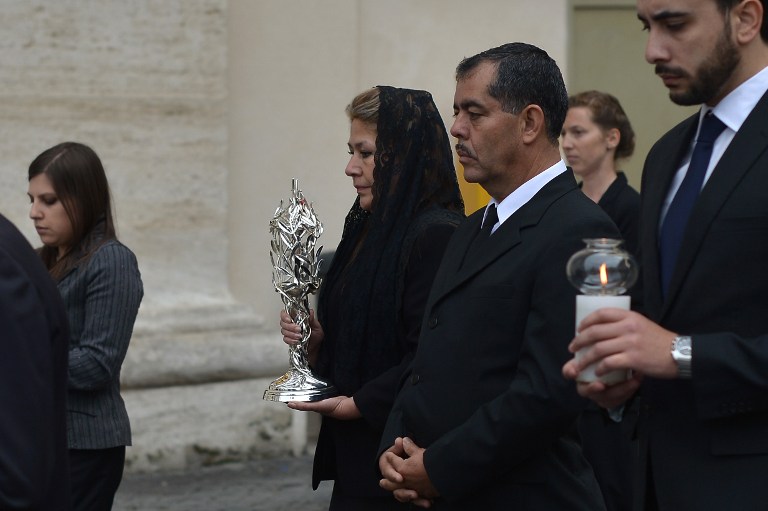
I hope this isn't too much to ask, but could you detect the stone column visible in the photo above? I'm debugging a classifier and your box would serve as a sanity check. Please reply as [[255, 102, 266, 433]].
[[0, 0, 292, 472]]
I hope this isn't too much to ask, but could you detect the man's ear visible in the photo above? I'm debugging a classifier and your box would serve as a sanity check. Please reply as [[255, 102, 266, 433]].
[[520, 104, 546, 144], [732, 0, 763, 45]]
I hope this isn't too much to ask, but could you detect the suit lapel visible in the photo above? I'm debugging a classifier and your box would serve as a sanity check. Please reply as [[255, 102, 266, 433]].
[[663, 91, 768, 315], [433, 209, 484, 288], [455, 211, 523, 282], [429, 170, 577, 304]]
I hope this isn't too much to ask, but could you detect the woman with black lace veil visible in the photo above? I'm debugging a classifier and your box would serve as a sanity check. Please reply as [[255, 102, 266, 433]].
[[280, 86, 464, 510]]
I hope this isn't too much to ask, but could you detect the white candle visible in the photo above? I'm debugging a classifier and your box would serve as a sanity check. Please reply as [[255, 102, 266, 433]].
[[575, 294, 631, 384]]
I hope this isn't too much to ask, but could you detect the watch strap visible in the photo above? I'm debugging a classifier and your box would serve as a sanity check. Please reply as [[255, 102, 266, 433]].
[[671, 335, 692, 378]]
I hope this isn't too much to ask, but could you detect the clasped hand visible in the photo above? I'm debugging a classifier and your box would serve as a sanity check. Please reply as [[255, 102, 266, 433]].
[[379, 437, 438, 508]]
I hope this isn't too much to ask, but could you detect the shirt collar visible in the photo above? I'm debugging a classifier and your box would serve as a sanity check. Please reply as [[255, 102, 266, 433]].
[[484, 160, 567, 230], [708, 65, 768, 133]]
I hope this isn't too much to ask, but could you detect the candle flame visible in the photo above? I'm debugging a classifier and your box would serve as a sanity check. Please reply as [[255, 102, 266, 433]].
[[600, 263, 608, 286]]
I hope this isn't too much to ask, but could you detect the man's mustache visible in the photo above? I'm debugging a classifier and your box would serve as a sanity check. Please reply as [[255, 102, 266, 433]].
[[655, 64, 687, 78], [455, 144, 476, 159]]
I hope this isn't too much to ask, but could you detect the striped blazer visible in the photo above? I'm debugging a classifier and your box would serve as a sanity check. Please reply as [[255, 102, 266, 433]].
[[58, 239, 143, 449]]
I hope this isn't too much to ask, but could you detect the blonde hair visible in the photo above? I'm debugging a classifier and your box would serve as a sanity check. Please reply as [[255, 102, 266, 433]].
[[346, 88, 380, 124]]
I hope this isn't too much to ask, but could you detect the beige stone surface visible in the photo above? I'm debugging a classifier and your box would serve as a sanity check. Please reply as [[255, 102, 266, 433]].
[[123, 303, 284, 388], [123, 378, 294, 473]]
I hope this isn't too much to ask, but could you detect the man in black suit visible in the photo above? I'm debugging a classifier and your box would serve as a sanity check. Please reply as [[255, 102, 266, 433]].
[[564, 0, 768, 509], [0, 213, 70, 510], [377, 43, 619, 510]]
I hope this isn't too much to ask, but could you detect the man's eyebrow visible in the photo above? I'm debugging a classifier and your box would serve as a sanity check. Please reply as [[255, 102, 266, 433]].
[[454, 99, 485, 111], [638, 9, 688, 22]]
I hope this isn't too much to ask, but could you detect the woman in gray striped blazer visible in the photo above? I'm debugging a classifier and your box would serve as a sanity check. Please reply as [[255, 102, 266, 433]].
[[28, 142, 143, 511]]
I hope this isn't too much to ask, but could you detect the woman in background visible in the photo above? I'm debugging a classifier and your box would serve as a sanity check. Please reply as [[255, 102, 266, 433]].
[[561, 89, 640, 254], [561, 91, 640, 511], [28, 142, 143, 511], [281, 86, 464, 510]]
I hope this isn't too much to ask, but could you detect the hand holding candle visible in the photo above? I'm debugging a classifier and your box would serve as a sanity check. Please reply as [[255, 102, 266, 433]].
[[567, 239, 638, 385]]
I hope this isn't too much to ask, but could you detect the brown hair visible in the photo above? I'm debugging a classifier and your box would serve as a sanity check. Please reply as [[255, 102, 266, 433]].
[[568, 90, 636, 161], [28, 142, 116, 280]]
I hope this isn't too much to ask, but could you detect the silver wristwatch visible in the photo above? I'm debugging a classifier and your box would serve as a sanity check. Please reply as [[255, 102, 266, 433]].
[[671, 335, 693, 379]]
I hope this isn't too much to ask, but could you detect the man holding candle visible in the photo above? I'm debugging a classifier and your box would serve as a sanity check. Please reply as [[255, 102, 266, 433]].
[[563, 0, 768, 509], [376, 42, 619, 510]]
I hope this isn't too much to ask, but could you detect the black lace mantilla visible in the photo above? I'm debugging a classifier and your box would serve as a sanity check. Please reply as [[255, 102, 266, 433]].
[[316, 86, 464, 395]]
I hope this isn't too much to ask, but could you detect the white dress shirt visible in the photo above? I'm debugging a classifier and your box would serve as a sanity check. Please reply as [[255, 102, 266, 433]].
[[482, 160, 568, 234]]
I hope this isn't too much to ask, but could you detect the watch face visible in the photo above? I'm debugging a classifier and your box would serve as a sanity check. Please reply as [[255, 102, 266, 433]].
[[676, 338, 692, 356]]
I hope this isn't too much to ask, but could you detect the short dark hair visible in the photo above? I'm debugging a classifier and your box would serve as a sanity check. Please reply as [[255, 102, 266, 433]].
[[569, 90, 636, 161], [716, 0, 768, 42], [456, 42, 568, 143], [28, 142, 116, 278]]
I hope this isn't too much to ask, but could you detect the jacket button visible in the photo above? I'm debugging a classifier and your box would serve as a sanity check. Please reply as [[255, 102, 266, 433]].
[[411, 374, 420, 385], [428, 317, 438, 328]]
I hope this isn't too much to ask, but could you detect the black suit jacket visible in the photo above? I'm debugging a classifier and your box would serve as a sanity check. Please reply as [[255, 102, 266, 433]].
[[381, 170, 618, 510], [598, 172, 640, 257], [635, 89, 768, 511], [0, 214, 70, 510]]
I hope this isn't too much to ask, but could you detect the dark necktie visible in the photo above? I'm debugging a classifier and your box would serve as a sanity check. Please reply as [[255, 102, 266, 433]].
[[460, 204, 499, 269], [659, 111, 726, 296], [480, 204, 498, 237]]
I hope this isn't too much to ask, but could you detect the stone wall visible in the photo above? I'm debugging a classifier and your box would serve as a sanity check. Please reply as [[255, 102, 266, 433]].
[[0, 0, 292, 472], [1, 0, 231, 306]]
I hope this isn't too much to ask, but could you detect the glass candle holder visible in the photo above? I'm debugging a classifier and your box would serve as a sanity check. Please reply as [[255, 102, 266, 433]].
[[566, 238, 638, 384]]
